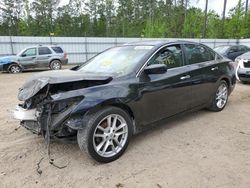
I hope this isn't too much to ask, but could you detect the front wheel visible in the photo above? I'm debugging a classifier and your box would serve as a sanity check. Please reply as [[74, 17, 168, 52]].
[[77, 107, 133, 163], [208, 80, 229, 112], [8, 64, 22, 73]]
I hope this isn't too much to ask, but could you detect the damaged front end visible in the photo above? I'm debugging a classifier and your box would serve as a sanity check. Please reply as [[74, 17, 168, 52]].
[[14, 70, 112, 142]]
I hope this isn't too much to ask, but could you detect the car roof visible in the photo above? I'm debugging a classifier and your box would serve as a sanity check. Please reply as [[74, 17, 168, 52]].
[[24, 45, 62, 49], [214, 44, 247, 48], [123, 40, 202, 47]]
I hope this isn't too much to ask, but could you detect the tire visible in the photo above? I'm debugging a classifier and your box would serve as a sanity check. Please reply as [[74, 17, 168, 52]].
[[208, 80, 229, 112], [77, 106, 133, 163], [50, 60, 62, 70], [8, 64, 22, 73]]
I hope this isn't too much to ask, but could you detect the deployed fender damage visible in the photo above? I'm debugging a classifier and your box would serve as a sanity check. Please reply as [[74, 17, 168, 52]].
[[14, 70, 113, 142]]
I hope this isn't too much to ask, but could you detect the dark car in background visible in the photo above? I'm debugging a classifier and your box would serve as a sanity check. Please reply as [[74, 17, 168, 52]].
[[0, 45, 68, 73], [214, 45, 250, 61], [14, 41, 236, 163]]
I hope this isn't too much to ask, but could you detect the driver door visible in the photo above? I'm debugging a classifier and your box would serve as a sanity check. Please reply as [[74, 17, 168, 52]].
[[18, 47, 37, 68], [132, 44, 193, 126]]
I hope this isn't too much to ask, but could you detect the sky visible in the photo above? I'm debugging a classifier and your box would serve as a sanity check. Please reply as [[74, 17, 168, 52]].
[[59, 0, 244, 16], [190, 0, 241, 16]]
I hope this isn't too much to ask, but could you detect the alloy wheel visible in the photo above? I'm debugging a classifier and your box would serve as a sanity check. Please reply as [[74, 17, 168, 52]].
[[93, 114, 128, 158], [10, 65, 21, 73], [215, 83, 228, 109], [51, 61, 61, 70]]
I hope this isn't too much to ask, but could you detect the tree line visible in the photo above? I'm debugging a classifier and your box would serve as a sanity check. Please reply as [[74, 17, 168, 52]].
[[0, 0, 249, 39]]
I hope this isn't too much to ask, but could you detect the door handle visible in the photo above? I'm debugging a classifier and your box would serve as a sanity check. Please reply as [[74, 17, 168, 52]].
[[180, 75, 191, 80], [47, 56, 51, 57], [211, 66, 218, 71]]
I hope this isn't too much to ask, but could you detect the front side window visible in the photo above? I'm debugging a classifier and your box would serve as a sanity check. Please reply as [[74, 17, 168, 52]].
[[22, 48, 37, 56], [78, 45, 153, 76], [184, 44, 214, 64], [147, 45, 183, 69], [39, 47, 52, 55]]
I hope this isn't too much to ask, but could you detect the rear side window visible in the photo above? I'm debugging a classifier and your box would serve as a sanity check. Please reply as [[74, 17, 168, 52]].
[[239, 45, 249, 52], [38, 47, 52, 55], [51, 47, 64, 53], [184, 44, 215, 64]]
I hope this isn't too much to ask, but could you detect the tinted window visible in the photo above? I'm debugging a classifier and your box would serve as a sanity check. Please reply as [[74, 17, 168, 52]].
[[239, 45, 249, 52], [38, 47, 52, 55], [22, 48, 36, 56], [184, 44, 214, 64], [148, 45, 183, 69], [229, 46, 238, 53], [51, 47, 63, 53]]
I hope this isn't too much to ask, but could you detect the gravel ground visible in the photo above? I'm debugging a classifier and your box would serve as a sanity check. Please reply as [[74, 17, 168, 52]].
[[0, 69, 250, 188]]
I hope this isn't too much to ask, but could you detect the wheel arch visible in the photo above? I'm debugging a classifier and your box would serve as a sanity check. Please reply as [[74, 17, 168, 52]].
[[4, 62, 22, 71], [50, 59, 62, 64], [68, 100, 137, 134], [88, 102, 136, 134]]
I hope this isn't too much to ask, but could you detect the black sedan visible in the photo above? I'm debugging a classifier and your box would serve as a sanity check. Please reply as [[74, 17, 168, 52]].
[[214, 45, 250, 61], [14, 41, 236, 163]]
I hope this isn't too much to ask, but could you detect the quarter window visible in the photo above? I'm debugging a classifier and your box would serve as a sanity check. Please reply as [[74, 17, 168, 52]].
[[148, 45, 183, 69], [184, 44, 215, 64], [51, 47, 63, 53], [38, 47, 52, 55], [239, 45, 248, 52], [22, 48, 36, 56]]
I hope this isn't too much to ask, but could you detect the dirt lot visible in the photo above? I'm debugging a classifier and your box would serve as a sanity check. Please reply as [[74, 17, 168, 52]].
[[0, 69, 250, 188]]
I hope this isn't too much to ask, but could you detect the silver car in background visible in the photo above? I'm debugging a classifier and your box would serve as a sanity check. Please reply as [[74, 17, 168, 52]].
[[235, 52, 250, 84], [0, 45, 68, 73]]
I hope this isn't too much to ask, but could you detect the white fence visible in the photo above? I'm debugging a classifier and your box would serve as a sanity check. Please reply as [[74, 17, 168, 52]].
[[0, 36, 249, 64]]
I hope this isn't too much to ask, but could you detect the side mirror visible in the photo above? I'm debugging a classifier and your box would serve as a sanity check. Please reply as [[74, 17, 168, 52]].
[[144, 64, 167, 74], [21, 54, 27, 57]]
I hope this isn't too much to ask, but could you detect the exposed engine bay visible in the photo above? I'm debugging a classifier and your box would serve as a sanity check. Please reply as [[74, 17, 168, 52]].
[[14, 70, 112, 143]]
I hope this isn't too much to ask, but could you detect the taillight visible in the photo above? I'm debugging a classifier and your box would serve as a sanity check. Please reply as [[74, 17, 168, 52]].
[[64, 52, 67, 59]]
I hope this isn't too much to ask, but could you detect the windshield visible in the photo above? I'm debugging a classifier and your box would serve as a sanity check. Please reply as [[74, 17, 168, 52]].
[[214, 46, 229, 54], [78, 45, 153, 76]]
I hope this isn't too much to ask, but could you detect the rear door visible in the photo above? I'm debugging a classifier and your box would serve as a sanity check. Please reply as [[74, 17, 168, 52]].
[[182, 43, 220, 108], [18, 48, 37, 68], [36, 47, 53, 68], [134, 44, 193, 126]]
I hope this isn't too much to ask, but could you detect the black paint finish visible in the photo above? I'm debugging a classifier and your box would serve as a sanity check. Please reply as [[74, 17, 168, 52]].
[[17, 41, 236, 138]]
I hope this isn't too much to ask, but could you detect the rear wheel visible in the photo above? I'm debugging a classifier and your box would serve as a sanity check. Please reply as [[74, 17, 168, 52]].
[[50, 60, 62, 70], [8, 64, 22, 73], [77, 107, 133, 163], [208, 80, 228, 112]]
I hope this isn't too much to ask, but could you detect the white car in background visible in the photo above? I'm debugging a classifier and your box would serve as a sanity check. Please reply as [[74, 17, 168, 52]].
[[235, 52, 250, 84]]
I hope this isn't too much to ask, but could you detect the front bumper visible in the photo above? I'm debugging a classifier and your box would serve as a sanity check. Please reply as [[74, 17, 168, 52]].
[[13, 105, 37, 121], [0, 64, 3, 71], [238, 68, 250, 82], [13, 105, 41, 134]]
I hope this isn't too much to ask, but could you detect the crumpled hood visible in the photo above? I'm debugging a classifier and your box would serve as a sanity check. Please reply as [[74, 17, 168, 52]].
[[18, 70, 112, 101], [0, 55, 17, 65]]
